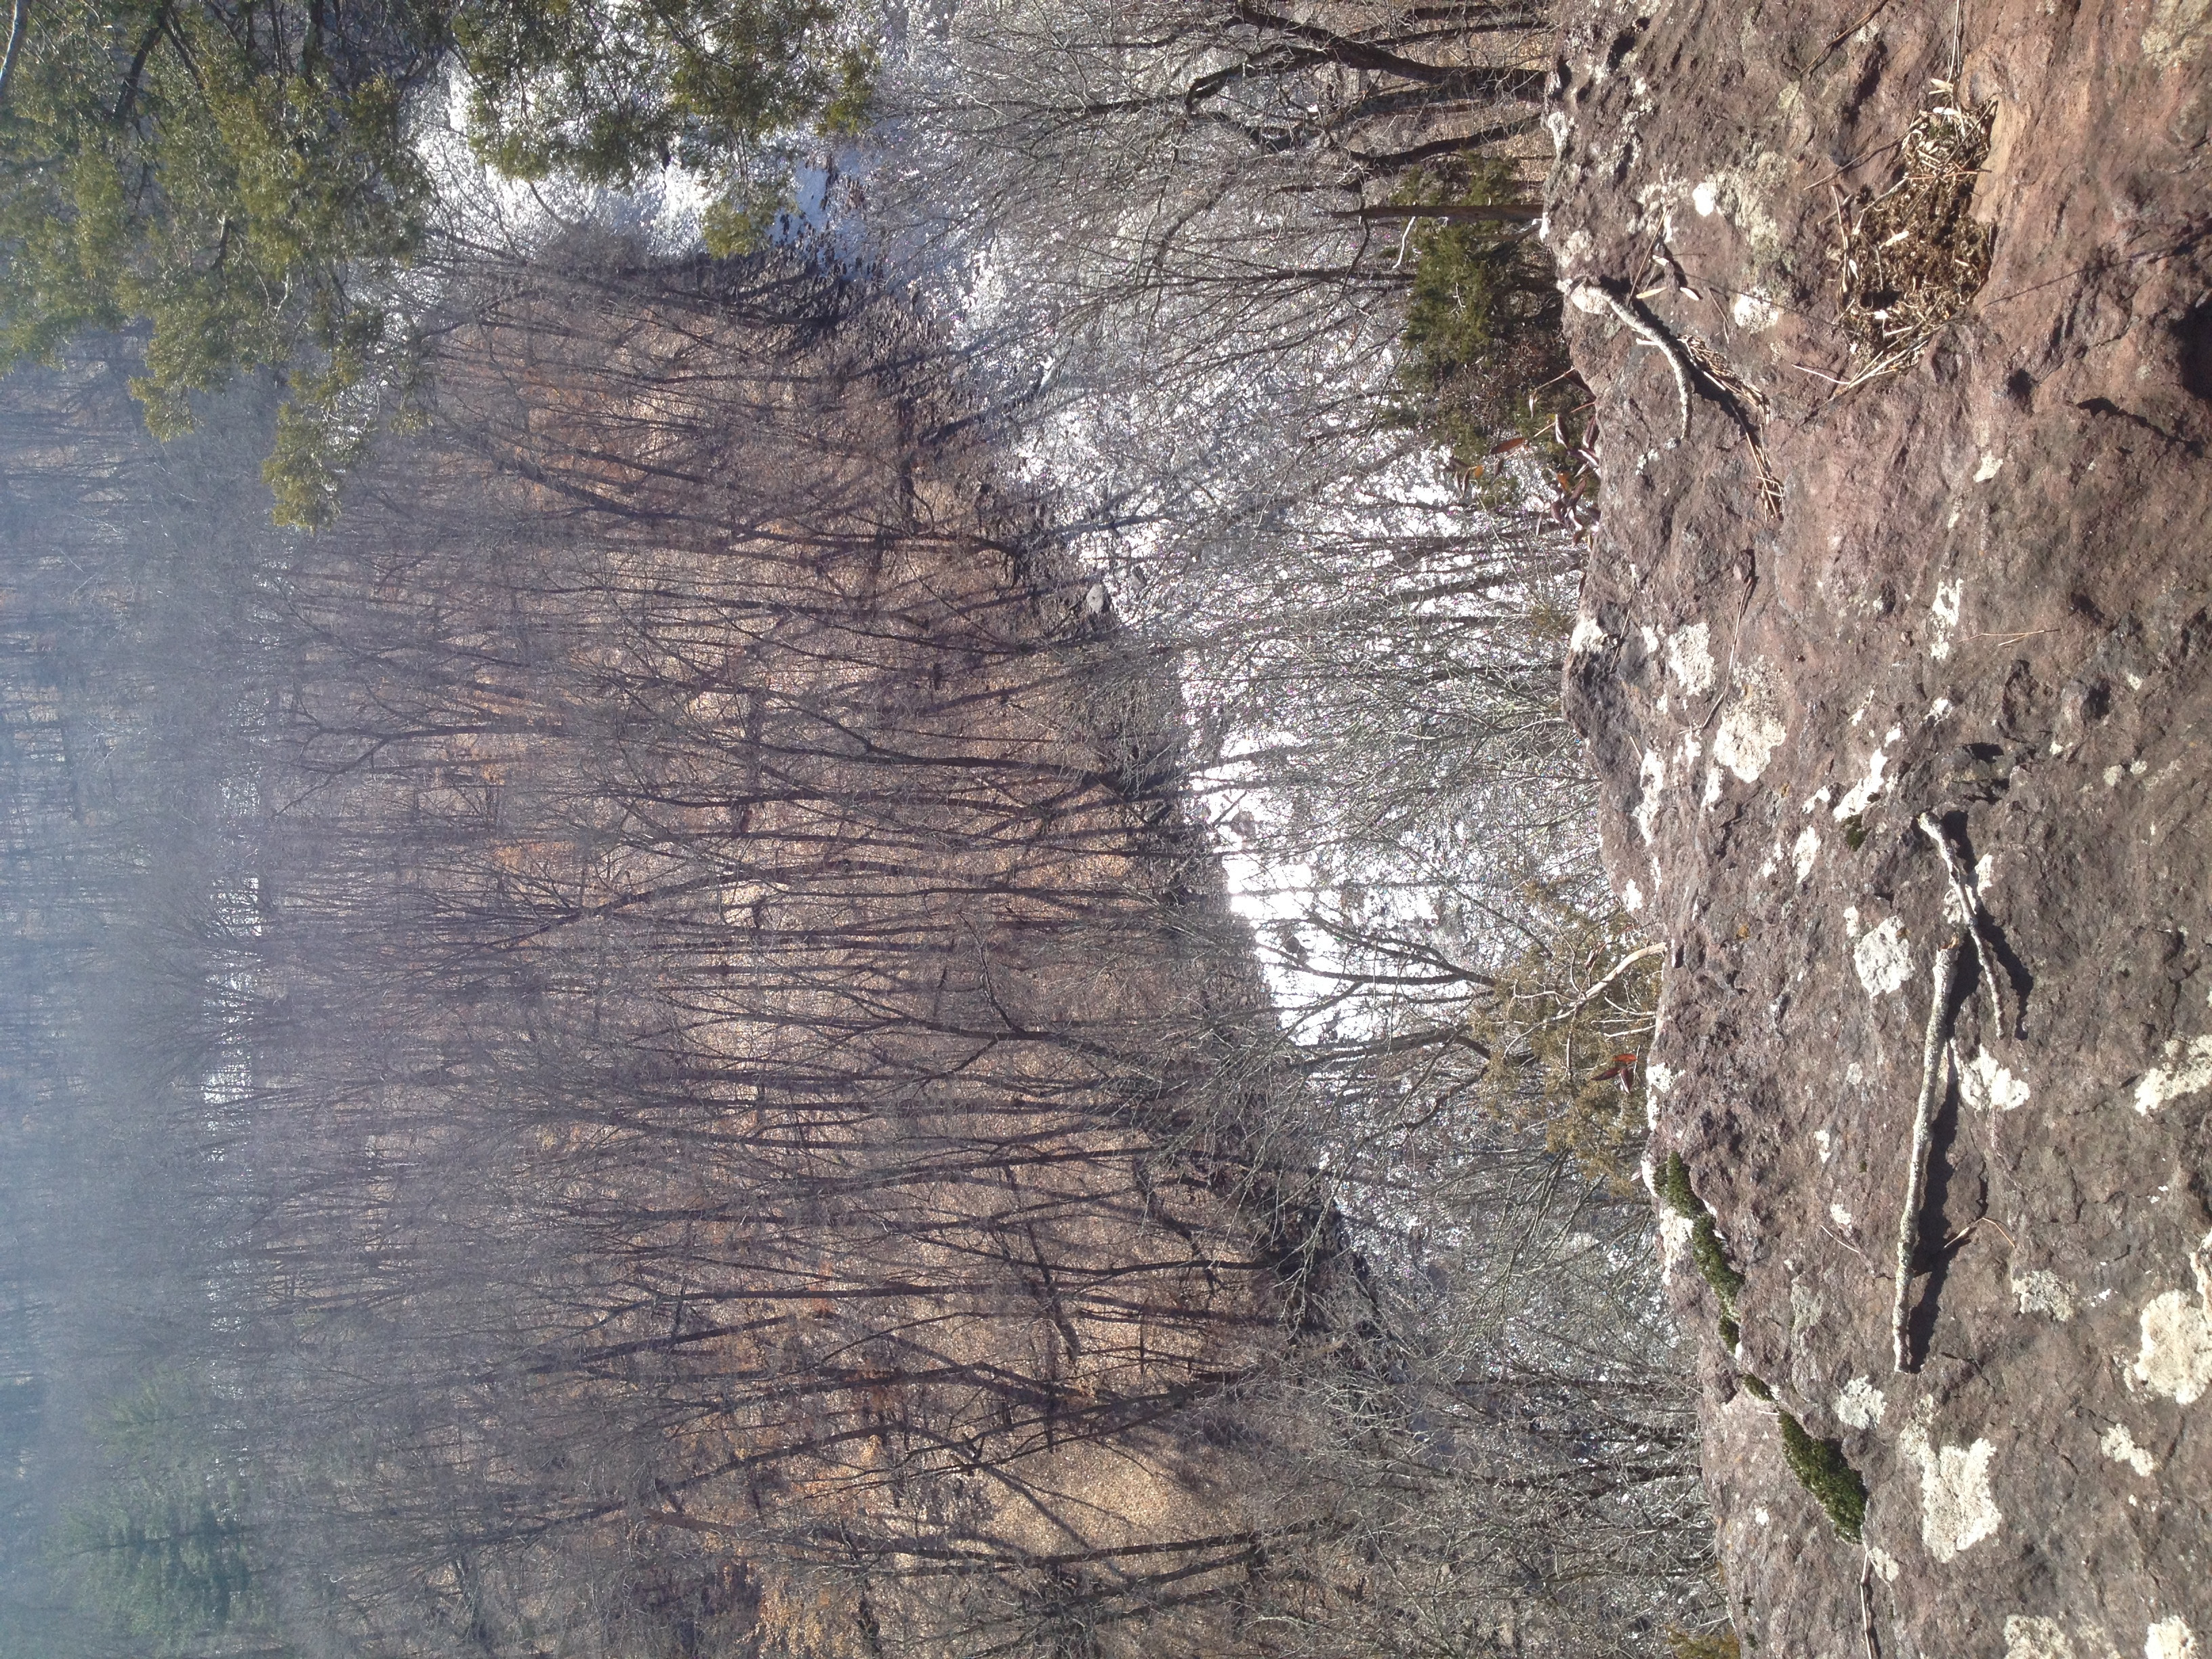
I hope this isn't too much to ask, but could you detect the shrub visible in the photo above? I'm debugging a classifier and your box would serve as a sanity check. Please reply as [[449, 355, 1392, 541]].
[[1392, 158, 1583, 479], [1466, 894, 1660, 1189]]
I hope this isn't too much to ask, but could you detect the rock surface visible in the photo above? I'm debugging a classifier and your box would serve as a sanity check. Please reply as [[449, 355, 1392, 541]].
[[1547, 0, 2212, 1652]]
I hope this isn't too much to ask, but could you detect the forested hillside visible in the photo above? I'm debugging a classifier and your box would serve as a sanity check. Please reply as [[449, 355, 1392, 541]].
[[1, 239, 1713, 1658]]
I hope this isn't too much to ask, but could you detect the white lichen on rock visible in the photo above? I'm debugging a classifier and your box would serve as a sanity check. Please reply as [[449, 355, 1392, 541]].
[[2142, 0, 2211, 68], [2133, 1034, 2212, 1115], [1961, 1047, 2032, 1111], [1730, 289, 1781, 331], [1837, 1374, 1885, 1428], [1666, 622, 1715, 696], [1854, 916, 1914, 998], [1713, 662, 1788, 782], [1901, 1406, 2002, 1563], [2099, 1422, 2158, 1476], [1635, 747, 1667, 844], [1835, 729, 1901, 820], [1929, 579, 1963, 661], [1793, 824, 1821, 883], [2007, 1617, 2076, 1659], [2146, 1618, 2199, 1659], [2126, 1235, 2212, 1406], [1569, 608, 1613, 655], [1790, 1280, 1823, 1340], [2011, 1268, 2078, 1322], [1656, 1208, 1694, 1276]]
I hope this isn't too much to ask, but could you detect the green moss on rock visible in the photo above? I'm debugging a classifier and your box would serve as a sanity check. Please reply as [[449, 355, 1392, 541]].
[[1778, 1410, 1868, 1543], [1662, 1153, 1748, 1322]]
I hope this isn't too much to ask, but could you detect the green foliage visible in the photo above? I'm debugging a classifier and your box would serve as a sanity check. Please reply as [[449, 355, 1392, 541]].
[[1465, 889, 1659, 1189], [1777, 1410, 1868, 1544], [55, 1374, 268, 1651], [0, 0, 438, 523], [1391, 157, 1580, 480], [453, 0, 874, 241], [0, 0, 871, 523]]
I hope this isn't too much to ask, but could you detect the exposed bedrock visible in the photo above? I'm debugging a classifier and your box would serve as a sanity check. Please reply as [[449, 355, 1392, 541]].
[[1547, 0, 2212, 1652]]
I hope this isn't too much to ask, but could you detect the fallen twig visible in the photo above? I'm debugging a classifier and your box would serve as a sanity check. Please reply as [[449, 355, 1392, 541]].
[[1917, 811, 2011, 1038], [1894, 935, 1965, 1372], [1824, 1222, 1874, 1269], [1568, 281, 1692, 438], [1939, 1211, 2018, 1253]]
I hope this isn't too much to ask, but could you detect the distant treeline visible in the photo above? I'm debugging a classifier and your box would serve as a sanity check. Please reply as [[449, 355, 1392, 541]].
[[0, 241, 1713, 1659]]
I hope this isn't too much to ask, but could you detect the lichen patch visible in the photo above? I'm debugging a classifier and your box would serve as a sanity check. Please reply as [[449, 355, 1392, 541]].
[[1902, 1410, 2002, 1562], [1837, 1375, 1885, 1428], [1713, 663, 1788, 782], [1835, 730, 1900, 820], [2143, 0, 2211, 68], [2146, 1618, 2200, 1659], [1854, 916, 1914, 998], [1961, 1047, 2031, 1111], [2100, 1422, 2158, 1476], [1929, 578, 1963, 660], [1793, 824, 1821, 883], [2011, 1268, 2077, 1322], [1666, 622, 1716, 696], [1657, 1208, 1694, 1275], [2125, 1235, 2212, 1404], [2133, 1034, 2212, 1115], [2007, 1617, 2078, 1659], [1731, 289, 1782, 331], [2129, 1288, 2212, 1406], [1790, 1280, 1824, 1340], [1635, 747, 1667, 844]]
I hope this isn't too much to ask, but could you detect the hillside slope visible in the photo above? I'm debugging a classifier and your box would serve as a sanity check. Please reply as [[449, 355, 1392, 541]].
[[1547, 0, 2212, 1652]]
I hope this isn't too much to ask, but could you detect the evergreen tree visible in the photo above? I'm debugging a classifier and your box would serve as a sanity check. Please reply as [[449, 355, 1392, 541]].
[[57, 1376, 266, 1652], [0, 0, 872, 525]]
